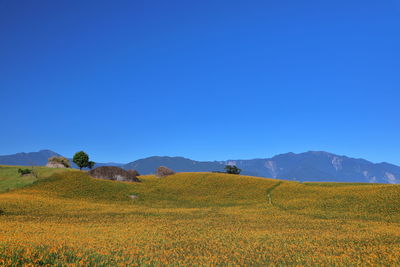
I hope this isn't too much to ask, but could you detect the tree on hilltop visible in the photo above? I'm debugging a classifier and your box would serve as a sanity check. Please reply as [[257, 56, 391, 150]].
[[73, 151, 91, 170]]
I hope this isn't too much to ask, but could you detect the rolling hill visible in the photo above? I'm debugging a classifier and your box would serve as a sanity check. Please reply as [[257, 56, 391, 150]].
[[0, 166, 399, 265]]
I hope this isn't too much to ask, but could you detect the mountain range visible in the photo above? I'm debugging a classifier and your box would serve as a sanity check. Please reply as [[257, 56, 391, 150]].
[[0, 150, 399, 184]]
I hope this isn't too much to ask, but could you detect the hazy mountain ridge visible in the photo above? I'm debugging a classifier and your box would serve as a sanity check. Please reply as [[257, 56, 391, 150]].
[[123, 156, 225, 174], [0, 150, 399, 183], [0, 150, 60, 166], [225, 151, 400, 183]]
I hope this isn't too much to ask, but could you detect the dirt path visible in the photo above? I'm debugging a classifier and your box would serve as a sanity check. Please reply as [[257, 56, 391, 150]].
[[266, 182, 282, 205]]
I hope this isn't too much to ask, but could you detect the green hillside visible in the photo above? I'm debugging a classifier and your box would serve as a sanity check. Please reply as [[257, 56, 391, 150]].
[[0, 166, 399, 265], [0, 165, 73, 193]]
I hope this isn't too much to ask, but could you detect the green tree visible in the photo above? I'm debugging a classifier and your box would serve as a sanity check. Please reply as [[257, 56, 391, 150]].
[[224, 165, 241, 175], [73, 151, 90, 170]]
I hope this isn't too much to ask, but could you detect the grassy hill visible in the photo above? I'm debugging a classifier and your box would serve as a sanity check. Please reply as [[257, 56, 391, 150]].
[[0, 165, 73, 193], [0, 166, 399, 265]]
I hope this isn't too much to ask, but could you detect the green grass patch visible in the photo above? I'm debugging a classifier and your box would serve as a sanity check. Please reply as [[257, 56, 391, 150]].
[[0, 165, 74, 193]]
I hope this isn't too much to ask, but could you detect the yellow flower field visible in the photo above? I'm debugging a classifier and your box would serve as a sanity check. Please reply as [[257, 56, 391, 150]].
[[0, 168, 399, 265]]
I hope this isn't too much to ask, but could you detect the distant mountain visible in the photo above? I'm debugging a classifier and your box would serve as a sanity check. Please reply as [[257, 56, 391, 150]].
[[225, 151, 400, 184], [0, 150, 60, 166], [123, 156, 224, 174], [1, 150, 399, 183]]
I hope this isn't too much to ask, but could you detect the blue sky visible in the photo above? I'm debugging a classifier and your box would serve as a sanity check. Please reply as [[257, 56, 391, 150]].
[[1, 0, 399, 164]]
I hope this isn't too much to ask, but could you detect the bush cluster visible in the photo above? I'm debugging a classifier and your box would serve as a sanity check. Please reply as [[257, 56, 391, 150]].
[[225, 165, 241, 175], [89, 166, 141, 182], [48, 156, 71, 168], [18, 168, 32, 176], [127, 169, 140, 176], [155, 166, 175, 178]]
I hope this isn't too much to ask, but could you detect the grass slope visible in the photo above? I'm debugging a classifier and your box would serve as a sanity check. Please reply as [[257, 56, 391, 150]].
[[0, 165, 73, 193], [0, 166, 399, 265]]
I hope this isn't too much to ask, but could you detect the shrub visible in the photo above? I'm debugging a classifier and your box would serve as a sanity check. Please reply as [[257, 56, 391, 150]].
[[225, 165, 241, 175], [47, 156, 71, 168], [18, 168, 32, 176], [0, 209, 4, 215], [31, 166, 40, 179], [89, 166, 141, 182], [155, 166, 175, 178], [88, 161, 95, 170], [127, 169, 140, 176]]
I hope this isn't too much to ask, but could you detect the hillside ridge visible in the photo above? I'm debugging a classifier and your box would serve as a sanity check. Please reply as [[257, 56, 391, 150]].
[[0, 150, 399, 183]]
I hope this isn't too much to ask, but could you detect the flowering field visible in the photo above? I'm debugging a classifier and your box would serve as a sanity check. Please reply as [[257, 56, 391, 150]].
[[0, 167, 399, 265]]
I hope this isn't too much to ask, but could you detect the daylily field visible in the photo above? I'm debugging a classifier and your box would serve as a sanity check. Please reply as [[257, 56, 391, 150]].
[[0, 166, 399, 265]]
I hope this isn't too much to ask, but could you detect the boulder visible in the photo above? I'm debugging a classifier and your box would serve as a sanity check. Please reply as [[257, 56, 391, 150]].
[[89, 166, 141, 182], [155, 166, 175, 178]]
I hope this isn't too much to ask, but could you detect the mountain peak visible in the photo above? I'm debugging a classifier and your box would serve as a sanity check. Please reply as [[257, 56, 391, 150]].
[[39, 149, 56, 153], [272, 152, 296, 158], [307, 150, 331, 154]]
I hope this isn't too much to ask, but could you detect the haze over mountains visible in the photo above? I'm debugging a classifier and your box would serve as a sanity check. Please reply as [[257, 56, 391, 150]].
[[0, 150, 399, 184]]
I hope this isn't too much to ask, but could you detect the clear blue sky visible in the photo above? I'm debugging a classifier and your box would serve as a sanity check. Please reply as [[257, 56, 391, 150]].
[[1, 0, 399, 164]]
